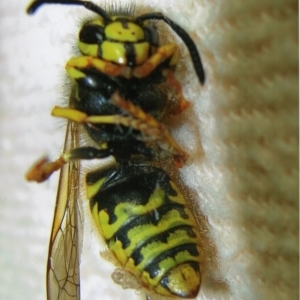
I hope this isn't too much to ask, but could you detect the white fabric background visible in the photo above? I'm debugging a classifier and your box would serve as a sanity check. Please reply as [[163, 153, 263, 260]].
[[0, 0, 298, 300]]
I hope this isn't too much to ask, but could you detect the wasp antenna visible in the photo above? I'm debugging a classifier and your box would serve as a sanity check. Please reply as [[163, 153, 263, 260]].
[[27, 0, 111, 21], [27, 0, 85, 14], [136, 13, 205, 84]]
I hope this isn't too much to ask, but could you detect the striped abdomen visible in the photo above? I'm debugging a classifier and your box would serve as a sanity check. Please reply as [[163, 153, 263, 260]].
[[87, 164, 201, 298]]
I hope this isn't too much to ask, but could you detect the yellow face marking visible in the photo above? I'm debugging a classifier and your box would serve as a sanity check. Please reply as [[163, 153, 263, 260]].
[[133, 42, 150, 65], [105, 21, 144, 42], [78, 41, 98, 57], [101, 41, 127, 64]]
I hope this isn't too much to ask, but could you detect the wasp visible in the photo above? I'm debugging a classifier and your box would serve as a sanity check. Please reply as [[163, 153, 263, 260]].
[[26, 0, 205, 299]]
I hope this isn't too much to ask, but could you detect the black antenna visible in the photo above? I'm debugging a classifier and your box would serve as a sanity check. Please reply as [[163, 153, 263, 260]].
[[136, 13, 205, 84], [27, 0, 111, 22]]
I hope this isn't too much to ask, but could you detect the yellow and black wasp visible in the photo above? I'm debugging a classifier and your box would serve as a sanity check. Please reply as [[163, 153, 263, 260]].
[[25, 0, 205, 299]]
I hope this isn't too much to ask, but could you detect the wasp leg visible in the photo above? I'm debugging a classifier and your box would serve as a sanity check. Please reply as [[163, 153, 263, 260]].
[[26, 155, 68, 183], [26, 139, 158, 183], [133, 43, 178, 78], [51, 106, 150, 133], [67, 146, 114, 160], [66, 56, 132, 79], [67, 44, 179, 81], [25, 146, 116, 183], [110, 93, 187, 166], [163, 69, 190, 115], [51, 94, 187, 166], [69, 145, 154, 162]]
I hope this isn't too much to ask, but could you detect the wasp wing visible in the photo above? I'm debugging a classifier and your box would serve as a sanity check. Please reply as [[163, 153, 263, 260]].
[[46, 120, 82, 300]]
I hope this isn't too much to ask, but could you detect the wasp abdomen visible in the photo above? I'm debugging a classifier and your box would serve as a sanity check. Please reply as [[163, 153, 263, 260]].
[[87, 164, 201, 298]]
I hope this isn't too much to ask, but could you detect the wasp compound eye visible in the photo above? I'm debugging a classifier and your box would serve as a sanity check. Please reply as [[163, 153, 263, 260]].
[[143, 25, 159, 47], [79, 24, 104, 44]]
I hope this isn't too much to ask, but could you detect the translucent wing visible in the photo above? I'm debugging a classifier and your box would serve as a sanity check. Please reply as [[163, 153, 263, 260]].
[[46, 120, 82, 300]]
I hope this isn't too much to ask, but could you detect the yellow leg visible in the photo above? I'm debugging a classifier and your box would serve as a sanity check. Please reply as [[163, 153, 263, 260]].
[[52, 106, 145, 129], [133, 44, 178, 78], [51, 94, 187, 166], [52, 106, 168, 148], [66, 56, 132, 79], [66, 44, 180, 80]]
